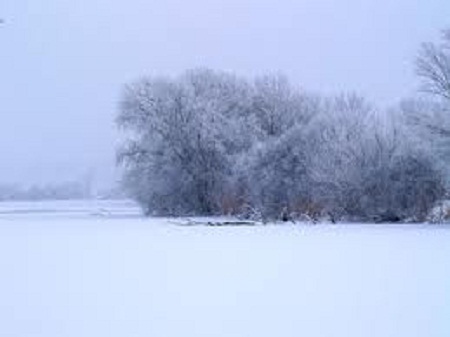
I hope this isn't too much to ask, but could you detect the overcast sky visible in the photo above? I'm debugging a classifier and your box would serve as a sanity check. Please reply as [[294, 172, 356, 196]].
[[1, 0, 449, 186]]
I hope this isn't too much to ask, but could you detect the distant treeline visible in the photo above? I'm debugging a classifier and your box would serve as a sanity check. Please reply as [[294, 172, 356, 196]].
[[0, 182, 125, 201], [0, 182, 90, 201]]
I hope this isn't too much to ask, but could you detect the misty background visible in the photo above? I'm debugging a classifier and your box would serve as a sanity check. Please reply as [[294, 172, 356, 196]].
[[1, 0, 449, 189]]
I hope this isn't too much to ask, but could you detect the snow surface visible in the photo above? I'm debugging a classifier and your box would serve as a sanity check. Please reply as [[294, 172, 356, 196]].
[[0, 200, 449, 337]]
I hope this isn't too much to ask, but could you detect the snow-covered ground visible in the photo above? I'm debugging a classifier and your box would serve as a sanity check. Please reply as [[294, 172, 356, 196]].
[[0, 200, 449, 337]]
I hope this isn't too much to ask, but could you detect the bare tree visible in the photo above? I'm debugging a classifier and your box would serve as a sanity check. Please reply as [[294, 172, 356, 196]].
[[417, 29, 450, 101]]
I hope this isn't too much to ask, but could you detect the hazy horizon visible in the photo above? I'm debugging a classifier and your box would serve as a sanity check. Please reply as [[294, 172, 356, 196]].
[[1, 0, 449, 186]]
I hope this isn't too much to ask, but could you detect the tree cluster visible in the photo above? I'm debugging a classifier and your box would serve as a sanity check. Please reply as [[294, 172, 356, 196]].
[[117, 66, 446, 223]]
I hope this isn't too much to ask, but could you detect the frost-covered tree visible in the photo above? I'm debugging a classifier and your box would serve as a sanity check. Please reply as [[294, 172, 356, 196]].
[[302, 95, 444, 222], [236, 125, 311, 220], [303, 95, 378, 219], [231, 79, 319, 220], [117, 69, 254, 215]]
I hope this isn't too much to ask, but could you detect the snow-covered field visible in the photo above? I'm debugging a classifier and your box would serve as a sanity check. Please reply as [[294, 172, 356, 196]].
[[0, 200, 449, 337]]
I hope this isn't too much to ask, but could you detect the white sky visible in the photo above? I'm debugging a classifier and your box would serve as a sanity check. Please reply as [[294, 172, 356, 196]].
[[1, 0, 449, 185]]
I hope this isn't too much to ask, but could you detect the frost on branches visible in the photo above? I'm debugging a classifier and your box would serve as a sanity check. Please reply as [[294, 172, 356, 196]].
[[117, 69, 446, 223]]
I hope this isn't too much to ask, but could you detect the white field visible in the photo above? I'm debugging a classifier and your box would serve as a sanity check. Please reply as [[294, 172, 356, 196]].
[[0, 200, 449, 337]]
